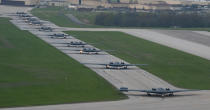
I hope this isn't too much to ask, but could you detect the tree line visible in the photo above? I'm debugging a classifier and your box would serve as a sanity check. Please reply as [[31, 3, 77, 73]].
[[94, 12, 210, 28]]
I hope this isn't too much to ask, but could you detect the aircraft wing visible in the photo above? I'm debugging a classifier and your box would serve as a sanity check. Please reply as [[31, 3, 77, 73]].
[[169, 89, 199, 93], [82, 63, 108, 66], [124, 64, 148, 66], [120, 87, 148, 92], [120, 88, 169, 93], [51, 42, 69, 44]]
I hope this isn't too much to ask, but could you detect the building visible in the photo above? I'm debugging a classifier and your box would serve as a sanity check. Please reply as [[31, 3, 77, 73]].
[[1, 0, 40, 6], [46, 0, 69, 6], [66, 0, 210, 10]]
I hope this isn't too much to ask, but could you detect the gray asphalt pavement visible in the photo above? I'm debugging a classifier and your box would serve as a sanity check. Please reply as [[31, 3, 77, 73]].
[[0, 5, 210, 110], [153, 30, 210, 47]]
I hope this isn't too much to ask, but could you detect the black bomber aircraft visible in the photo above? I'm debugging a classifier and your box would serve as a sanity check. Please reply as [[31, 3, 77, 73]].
[[49, 33, 69, 39], [21, 16, 32, 21], [79, 48, 101, 54], [38, 26, 53, 32], [16, 12, 27, 17], [54, 41, 88, 47], [25, 17, 38, 23], [120, 87, 197, 97], [85, 61, 147, 69], [18, 13, 31, 18], [67, 41, 88, 47], [78, 48, 113, 54], [30, 21, 43, 26], [16, 12, 26, 15]]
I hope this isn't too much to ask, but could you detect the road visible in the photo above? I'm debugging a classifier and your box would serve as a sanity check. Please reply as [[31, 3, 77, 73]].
[[0, 5, 210, 110]]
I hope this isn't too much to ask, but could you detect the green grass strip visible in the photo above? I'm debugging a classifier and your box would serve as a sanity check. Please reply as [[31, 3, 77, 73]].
[[0, 18, 126, 108], [31, 7, 100, 28]]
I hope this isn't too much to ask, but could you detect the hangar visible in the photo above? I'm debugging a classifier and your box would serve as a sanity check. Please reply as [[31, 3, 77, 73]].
[[0, 0, 39, 6]]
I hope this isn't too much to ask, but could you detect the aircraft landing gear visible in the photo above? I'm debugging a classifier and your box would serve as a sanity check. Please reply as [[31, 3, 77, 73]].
[[147, 93, 151, 96], [169, 93, 174, 96], [124, 66, 127, 69]]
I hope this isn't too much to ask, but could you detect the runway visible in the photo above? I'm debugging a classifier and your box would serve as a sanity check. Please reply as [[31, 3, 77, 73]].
[[1, 90, 210, 110], [0, 5, 210, 110], [8, 8, 175, 91]]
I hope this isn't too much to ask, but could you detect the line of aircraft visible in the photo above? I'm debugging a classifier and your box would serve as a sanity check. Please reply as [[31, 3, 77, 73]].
[[16, 12, 198, 97], [16, 12, 42, 26]]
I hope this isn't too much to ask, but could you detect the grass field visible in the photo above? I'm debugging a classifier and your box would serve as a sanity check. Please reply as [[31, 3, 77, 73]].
[[67, 31, 210, 90], [31, 7, 81, 27], [0, 18, 126, 108], [31, 7, 100, 28]]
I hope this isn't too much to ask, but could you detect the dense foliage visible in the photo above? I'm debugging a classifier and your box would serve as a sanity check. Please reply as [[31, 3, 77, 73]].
[[95, 12, 210, 27]]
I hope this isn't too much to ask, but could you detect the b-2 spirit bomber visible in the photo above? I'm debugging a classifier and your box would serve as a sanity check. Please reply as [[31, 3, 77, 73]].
[[79, 48, 101, 54], [30, 21, 43, 26], [18, 13, 31, 18], [78, 48, 113, 54], [16, 12, 26, 15], [49, 33, 69, 39], [25, 18, 38, 23], [38, 26, 53, 32], [16, 12, 27, 17], [120, 87, 198, 97], [56, 41, 88, 47], [67, 41, 88, 47], [85, 62, 147, 69]]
